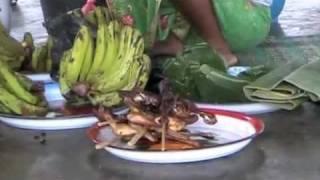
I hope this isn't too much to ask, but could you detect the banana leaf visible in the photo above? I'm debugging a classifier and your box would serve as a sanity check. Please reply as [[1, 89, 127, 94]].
[[161, 44, 268, 103], [244, 59, 320, 110]]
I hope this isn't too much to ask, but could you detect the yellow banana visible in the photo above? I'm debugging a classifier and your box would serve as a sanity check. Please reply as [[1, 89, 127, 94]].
[[0, 60, 40, 105]]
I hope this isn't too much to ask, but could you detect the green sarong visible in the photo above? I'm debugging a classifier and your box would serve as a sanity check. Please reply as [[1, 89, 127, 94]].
[[111, 0, 271, 51]]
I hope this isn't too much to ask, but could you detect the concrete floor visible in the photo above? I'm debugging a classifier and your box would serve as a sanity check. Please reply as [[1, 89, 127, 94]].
[[1, 103, 320, 180], [1, 0, 320, 180]]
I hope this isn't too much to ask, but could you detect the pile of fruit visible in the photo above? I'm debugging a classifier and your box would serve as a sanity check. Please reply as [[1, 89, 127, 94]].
[[59, 7, 151, 107], [0, 20, 53, 73], [0, 21, 50, 116], [28, 34, 53, 73], [0, 20, 25, 70], [0, 6, 152, 116], [0, 60, 48, 116]]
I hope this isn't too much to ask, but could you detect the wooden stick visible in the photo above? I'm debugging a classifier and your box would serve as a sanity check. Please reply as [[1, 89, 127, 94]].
[[161, 122, 166, 151], [97, 121, 110, 127], [127, 128, 147, 147]]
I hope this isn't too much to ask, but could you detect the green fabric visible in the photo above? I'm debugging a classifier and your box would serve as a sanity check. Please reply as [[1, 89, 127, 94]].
[[244, 59, 320, 110], [213, 0, 271, 51], [111, 0, 271, 51], [111, 0, 161, 48]]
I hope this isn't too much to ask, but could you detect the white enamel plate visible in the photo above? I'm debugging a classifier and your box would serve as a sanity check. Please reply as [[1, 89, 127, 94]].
[[0, 74, 97, 130], [87, 108, 264, 164]]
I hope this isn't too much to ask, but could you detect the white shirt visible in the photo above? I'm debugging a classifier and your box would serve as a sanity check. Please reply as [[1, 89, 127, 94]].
[[252, 0, 273, 7]]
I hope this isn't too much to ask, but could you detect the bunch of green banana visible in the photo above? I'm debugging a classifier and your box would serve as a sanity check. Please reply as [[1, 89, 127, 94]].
[[30, 36, 53, 73], [0, 21, 26, 70], [0, 60, 48, 116], [58, 7, 151, 107]]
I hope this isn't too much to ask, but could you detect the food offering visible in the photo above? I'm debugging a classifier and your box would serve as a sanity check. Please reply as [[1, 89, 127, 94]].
[[93, 80, 218, 151]]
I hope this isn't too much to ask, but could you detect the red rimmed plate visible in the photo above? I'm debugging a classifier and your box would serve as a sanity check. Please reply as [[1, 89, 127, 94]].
[[87, 108, 264, 164]]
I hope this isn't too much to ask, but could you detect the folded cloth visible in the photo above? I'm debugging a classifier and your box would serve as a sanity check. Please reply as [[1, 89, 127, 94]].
[[244, 59, 320, 110]]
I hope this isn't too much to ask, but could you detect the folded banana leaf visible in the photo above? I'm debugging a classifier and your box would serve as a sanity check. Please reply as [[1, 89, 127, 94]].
[[162, 45, 266, 103], [244, 59, 320, 110]]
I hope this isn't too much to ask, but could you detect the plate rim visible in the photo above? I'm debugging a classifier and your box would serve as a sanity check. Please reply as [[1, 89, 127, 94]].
[[0, 106, 128, 120], [87, 108, 265, 152]]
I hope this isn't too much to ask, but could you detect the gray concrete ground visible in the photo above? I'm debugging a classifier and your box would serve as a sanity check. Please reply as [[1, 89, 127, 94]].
[[1, 0, 320, 180]]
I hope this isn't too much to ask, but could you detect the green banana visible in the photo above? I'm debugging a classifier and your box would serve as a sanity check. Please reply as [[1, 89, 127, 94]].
[[92, 25, 144, 92], [134, 54, 151, 89], [0, 85, 47, 116], [59, 50, 72, 95], [79, 27, 94, 82], [22, 32, 34, 50], [87, 7, 108, 81], [0, 20, 7, 34], [56, 12, 152, 108], [32, 44, 48, 72], [46, 36, 54, 72], [0, 44, 21, 58], [0, 22, 25, 57], [99, 21, 119, 76], [89, 21, 120, 82], [64, 25, 91, 86], [0, 60, 40, 105], [84, 10, 97, 26], [0, 103, 12, 114], [15, 72, 33, 91], [118, 54, 151, 92], [87, 91, 122, 107], [120, 56, 143, 91], [0, 54, 23, 70]]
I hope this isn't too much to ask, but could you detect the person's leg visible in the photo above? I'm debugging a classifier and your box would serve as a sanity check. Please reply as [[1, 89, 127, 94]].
[[150, 32, 184, 57], [171, 0, 237, 66]]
